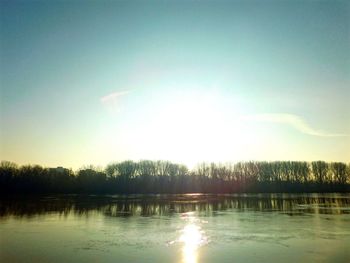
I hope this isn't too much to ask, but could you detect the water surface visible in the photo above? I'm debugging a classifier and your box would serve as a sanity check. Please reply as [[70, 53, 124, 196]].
[[1, 194, 349, 262]]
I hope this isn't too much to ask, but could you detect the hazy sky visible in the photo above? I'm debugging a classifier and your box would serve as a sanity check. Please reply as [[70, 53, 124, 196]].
[[1, 0, 349, 169]]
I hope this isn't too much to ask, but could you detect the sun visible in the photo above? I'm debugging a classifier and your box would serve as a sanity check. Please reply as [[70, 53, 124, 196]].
[[95, 89, 259, 167], [136, 90, 251, 167]]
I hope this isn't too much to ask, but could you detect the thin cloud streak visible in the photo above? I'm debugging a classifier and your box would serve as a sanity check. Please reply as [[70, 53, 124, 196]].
[[100, 90, 131, 115], [242, 113, 349, 137], [100, 90, 131, 104]]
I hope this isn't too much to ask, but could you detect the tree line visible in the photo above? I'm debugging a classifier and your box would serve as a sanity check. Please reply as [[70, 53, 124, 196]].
[[1, 160, 349, 194]]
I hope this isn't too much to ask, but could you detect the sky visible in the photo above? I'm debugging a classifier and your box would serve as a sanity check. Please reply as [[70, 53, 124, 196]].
[[1, 0, 349, 169]]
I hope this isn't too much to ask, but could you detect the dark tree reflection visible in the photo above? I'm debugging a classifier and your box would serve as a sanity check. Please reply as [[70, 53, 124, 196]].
[[1, 194, 349, 219]]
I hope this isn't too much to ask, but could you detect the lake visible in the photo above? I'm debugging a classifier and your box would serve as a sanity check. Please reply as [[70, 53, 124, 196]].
[[1, 194, 349, 263]]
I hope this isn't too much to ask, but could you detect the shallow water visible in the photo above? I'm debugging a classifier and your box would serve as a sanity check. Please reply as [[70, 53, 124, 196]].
[[1, 194, 349, 263]]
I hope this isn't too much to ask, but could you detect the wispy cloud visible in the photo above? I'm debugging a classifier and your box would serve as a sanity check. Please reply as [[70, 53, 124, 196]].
[[242, 113, 349, 137], [100, 90, 131, 104], [100, 90, 131, 114]]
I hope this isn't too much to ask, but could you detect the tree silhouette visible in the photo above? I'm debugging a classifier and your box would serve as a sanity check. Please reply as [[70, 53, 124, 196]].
[[1, 160, 349, 194]]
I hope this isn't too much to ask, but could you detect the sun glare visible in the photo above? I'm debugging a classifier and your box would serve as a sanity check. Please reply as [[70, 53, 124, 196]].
[[139, 91, 254, 167], [180, 224, 202, 263], [95, 89, 262, 168], [179, 212, 207, 263]]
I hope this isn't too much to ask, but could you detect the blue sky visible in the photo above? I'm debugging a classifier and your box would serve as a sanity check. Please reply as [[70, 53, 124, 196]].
[[1, 0, 349, 169]]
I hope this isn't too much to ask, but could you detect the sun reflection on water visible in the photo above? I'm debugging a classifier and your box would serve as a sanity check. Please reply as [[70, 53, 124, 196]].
[[178, 213, 208, 263]]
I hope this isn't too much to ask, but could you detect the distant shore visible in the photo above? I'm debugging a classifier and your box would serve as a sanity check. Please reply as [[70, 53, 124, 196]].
[[1, 160, 349, 194]]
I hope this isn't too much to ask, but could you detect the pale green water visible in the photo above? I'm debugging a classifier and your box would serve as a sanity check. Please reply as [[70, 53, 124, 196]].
[[0, 194, 349, 263]]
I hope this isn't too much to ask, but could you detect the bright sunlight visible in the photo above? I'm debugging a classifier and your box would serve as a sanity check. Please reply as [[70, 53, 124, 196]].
[[122, 90, 259, 167], [179, 212, 208, 263]]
